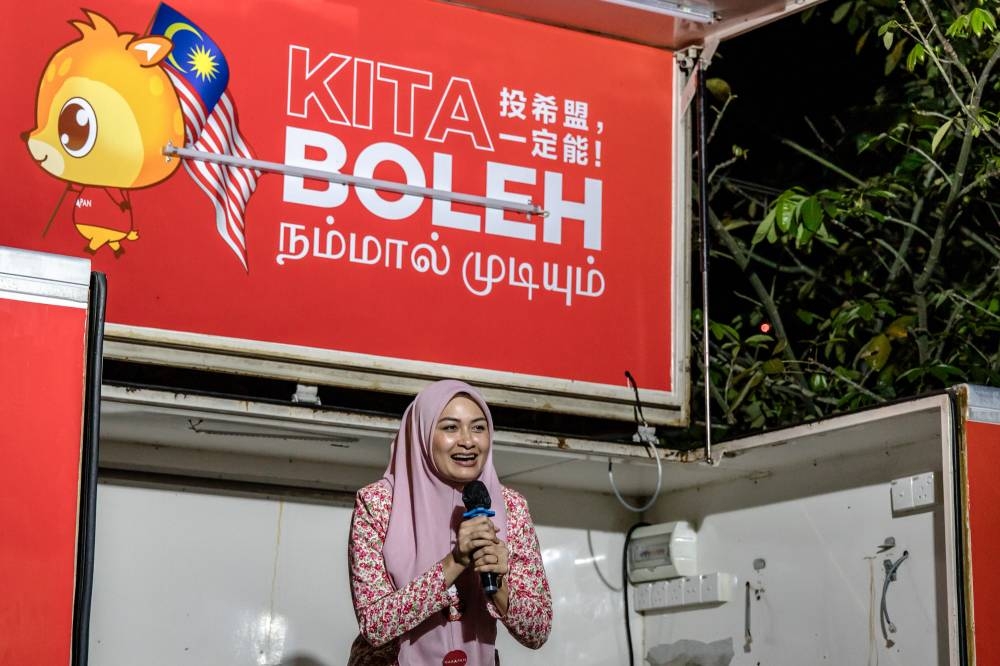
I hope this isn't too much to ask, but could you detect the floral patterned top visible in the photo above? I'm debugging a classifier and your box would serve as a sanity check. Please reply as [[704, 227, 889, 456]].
[[347, 481, 553, 665]]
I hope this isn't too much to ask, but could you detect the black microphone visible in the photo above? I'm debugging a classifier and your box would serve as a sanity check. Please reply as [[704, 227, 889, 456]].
[[462, 480, 499, 595]]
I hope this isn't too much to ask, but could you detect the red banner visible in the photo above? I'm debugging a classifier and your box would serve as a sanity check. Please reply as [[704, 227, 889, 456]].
[[2, 0, 684, 417]]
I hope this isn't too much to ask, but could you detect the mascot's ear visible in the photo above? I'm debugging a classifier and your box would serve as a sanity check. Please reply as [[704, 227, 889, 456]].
[[128, 36, 173, 67]]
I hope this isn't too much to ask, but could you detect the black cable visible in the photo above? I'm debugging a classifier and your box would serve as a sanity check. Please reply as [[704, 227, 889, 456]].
[[624, 370, 647, 426], [72, 272, 106, 666], [623, 521, 650, 666]]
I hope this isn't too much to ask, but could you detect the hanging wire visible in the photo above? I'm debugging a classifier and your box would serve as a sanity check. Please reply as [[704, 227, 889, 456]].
[[609, 372, 664, 513], [880, 550, 909, 647]]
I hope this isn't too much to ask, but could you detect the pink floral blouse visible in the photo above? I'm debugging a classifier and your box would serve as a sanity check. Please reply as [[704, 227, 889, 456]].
[[347, 481, 553, 665]]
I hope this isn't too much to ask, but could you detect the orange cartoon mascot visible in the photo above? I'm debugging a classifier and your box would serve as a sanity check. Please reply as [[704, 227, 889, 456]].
[[24, 11, 183, 256]]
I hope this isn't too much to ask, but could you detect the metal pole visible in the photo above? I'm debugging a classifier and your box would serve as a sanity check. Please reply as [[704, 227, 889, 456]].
[[696, 56, 713, 464], [163, 144, 546, 217]]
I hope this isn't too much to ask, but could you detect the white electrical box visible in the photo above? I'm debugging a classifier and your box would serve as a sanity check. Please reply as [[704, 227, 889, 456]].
[[627, 521, 698, 582], [633, 573, 738, 613], [891, 471, 936, 513]]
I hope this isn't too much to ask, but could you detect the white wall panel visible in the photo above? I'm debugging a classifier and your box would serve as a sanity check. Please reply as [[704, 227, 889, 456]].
[[90, 481, 639, 665], [642, 437, 953, 665]]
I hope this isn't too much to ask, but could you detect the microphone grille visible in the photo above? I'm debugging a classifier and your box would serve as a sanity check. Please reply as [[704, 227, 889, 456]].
[[462, 480, 491, 510]]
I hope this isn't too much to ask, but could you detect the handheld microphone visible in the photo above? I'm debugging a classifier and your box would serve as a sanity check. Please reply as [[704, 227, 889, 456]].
[[462, 480, 499, 595]]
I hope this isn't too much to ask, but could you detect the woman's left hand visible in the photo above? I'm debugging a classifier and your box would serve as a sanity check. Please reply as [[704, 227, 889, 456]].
[[472, 538, 510, 577]]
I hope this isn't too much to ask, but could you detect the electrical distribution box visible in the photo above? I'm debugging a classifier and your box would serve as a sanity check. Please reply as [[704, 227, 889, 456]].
[[627, 521, 698, 583]]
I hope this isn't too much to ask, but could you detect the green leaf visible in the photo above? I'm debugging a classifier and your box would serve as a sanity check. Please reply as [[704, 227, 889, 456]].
[[970, 8, 996, 36], [744, 334, 774, 347], [884, 40, 905, 75], [752, 208, 776, 245], [857, 333, 891, 371], [767, 220, 778, 243], [856, 29, 870, 54], [834, 365, 860, 381], [810, 373, 829, 392], [795, 221, 814, 248], [882, 30, 894, 49], [906, 43, 925, 71], [885, 315, 915, 339], [801, 196, 823, 231], [947, 14, 969, 37], [706, 78, 732, 101], [932, 118, 954, 154], [762, 358, 784, 374], [710, 321, 740, 342], [928, 364, 965, 382], [832, 1, 852, 24], [776, 193, 796, 232]]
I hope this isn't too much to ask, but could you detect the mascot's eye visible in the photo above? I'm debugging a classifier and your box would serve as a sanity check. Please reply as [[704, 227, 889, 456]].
[[58, 97, 98, 158]]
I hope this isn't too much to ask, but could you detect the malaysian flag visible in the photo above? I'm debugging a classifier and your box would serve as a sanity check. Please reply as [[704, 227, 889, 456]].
[[150, 3, 260, 271]]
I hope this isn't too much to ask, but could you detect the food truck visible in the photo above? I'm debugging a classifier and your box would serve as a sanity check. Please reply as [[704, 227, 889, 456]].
[[4, 0, 995, 664]]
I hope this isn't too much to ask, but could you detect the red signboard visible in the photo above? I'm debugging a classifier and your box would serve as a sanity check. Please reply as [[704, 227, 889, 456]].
[[0, 296, 87, 666], [1, 0, 685, 421], [964, 419, 1000, 664]]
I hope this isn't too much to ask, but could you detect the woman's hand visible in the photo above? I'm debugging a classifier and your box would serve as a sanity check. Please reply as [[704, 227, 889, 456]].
[[474, 537, 511, 616], [472, 538, 509, 577], [452, 515, 499, 567]]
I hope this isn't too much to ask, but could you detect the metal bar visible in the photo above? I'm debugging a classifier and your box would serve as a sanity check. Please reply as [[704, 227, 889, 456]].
[[163, 144, 545, 217], [696, 56, 713, 465]]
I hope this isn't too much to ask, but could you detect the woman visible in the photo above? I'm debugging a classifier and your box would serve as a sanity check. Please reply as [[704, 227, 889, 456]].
[[348, 379, 552, 666]]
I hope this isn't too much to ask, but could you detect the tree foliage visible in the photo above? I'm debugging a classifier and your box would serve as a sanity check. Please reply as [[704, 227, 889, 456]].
[[699, 0, 1000, 435]]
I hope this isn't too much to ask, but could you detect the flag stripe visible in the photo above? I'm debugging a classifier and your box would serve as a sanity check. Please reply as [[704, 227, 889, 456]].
[[167, 67, 259, 270]]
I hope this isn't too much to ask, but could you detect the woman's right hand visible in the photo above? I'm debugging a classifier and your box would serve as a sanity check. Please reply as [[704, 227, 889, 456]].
[[452, 515, 499, 567]]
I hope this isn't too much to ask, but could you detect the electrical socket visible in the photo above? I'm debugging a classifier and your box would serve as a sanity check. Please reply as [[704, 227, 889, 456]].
[[891, 477, 914, 512], [700, 573, 719, 602], [911, 472, 935, 508], [891, 472, 936, 514], [667, 578, 684, 606], [650, 580, 668, 608], [634, 583, 652, 612], [636, 573, 737, 612], [683, 576, 702, 604], [700, 572, 737, 603]]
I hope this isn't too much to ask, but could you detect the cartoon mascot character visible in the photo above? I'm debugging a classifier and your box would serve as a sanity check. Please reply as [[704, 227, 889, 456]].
[[24, 11, 183, 256]]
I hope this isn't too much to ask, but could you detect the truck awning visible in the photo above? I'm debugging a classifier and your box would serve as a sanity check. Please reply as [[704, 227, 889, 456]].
[[445, 0, 825, 50]]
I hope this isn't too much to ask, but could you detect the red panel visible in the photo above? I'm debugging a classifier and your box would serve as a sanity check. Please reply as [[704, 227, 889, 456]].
[[964, 420, 1000, 664], [0, 297, 87, 666], [1, 0, 676, 395]]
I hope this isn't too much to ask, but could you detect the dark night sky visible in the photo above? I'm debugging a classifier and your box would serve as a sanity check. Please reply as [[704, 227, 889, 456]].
[[704, 6, 887, 189]]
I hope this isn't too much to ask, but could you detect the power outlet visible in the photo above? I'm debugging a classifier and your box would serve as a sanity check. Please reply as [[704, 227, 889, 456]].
[[891, 477, 914, 512], [911, 472, 935, 508], [634, 583, 652, 612], [635, 573, 737, 613], [700, 572, 738, 603], [667, 578, 684, 606], [683, 576, 702, 604], [891, 472, 935, 514], [650, 580, 669, 608]]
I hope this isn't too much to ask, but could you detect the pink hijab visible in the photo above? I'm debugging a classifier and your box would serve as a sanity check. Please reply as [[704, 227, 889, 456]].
[[382, 379, 508, 666]]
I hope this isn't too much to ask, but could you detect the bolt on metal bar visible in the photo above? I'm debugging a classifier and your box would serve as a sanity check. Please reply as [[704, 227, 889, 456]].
[[163, 143, 546, 217]]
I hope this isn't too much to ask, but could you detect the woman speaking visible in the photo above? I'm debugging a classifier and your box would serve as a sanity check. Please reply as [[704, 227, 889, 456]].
[[347, 379, 552, 665]]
